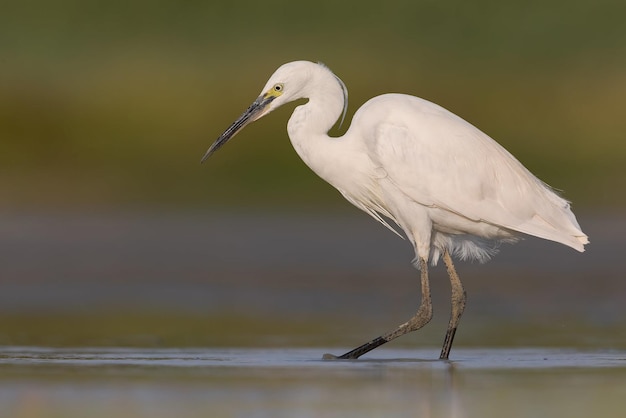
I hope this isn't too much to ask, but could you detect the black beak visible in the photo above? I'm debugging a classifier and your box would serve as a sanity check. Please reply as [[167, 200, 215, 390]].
[[201, 95, 275, 163]]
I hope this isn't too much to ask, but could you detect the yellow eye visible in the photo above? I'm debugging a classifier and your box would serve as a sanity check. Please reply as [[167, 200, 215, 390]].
[[273, 83, 283, 92]]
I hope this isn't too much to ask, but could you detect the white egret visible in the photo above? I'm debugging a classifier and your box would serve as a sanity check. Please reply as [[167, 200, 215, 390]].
[[202, 61, 588, 360]]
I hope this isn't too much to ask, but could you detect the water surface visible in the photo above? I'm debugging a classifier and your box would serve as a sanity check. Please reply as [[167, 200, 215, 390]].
[[2, 347, 626, 418], [1, 213, 624, 417]]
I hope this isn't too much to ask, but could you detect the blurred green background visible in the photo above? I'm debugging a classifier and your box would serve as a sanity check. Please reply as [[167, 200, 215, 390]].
[[1, 0, 625, 211], [3, 9, 626, 417]]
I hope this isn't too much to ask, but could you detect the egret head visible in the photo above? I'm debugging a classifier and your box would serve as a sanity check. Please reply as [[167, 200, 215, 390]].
[[201, 61, 347, 162]]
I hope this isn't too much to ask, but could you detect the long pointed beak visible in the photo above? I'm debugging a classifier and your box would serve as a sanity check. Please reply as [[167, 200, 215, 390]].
[[201, 94, 275, 163]]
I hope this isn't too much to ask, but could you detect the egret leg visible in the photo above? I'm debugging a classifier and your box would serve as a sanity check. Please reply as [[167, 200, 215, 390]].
[[439, 250, 467, 360], [326, 257, 433, 360]]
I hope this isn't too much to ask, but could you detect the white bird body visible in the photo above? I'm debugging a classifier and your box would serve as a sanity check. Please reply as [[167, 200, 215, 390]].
[[279, 63, 587, 265], [204, 60, 588, 359]]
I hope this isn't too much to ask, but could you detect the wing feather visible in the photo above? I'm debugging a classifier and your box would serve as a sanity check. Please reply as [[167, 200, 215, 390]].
[[357, 94, 587, 250]]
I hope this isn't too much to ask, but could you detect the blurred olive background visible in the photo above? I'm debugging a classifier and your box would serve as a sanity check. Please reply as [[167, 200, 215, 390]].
[[1, 0, 625, 211], [1, 0, 625, 350]]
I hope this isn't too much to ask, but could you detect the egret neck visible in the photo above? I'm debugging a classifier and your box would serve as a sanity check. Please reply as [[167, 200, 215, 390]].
[[286, 68, 348, 184]]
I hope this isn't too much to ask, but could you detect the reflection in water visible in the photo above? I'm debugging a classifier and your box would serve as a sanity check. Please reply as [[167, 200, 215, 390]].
[[1, 347, 626, 418], [447, 363, 465, 418]]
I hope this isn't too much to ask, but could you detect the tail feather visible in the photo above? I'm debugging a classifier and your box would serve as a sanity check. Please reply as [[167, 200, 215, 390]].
[[514, 212, 588, 252]]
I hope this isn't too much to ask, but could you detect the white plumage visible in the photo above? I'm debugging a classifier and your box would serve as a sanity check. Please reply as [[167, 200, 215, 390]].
[[203, 60, 588, 359]]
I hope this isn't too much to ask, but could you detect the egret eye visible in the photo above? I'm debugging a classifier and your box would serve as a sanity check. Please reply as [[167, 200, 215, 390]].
[[273, 83, 283, 92]]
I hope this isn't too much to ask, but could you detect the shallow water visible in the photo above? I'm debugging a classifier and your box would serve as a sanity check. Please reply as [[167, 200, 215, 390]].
[[2, 347, 626, 418], [2, 346, 625, 370], [1, 212, 625, 417]]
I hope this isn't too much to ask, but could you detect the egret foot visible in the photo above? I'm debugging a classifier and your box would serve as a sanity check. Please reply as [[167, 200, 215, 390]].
[[322, 353, 339, 360], [332, 336, 388, 360], [331, 258, 432, 360]]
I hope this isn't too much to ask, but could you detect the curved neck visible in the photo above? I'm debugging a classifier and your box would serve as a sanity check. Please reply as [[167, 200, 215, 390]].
[[285, 76, 349, 185], [287, 69, 346, 139]]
